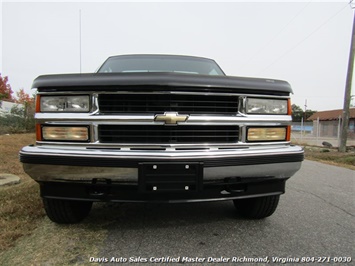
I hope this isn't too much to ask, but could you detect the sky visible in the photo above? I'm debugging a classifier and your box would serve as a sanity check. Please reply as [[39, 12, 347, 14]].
[[1, 0, 354, 111]]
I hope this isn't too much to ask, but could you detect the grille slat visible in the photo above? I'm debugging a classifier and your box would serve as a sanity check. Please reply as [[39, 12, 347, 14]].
[[98, 94, 238, 114], [98, 125, 239, 144]]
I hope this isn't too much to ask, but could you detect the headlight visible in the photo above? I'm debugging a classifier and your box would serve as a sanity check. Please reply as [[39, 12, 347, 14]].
[[41, 126, 89, 141], [40, 95, 90, 112], [247, 127, 287, 142], [246, 98, 288, 114]]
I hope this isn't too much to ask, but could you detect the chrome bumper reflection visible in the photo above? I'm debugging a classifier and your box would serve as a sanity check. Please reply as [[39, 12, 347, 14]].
[[21, 145, 303, 182], [23, 162, 302, 182]]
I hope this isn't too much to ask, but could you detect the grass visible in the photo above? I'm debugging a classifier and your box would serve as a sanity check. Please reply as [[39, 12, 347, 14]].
[[0, 133, 107, 265], [292, 139, 355, 170], [0, 133, 44, 251], [303, 145, 355, 170], [0, 210, 108, 265]]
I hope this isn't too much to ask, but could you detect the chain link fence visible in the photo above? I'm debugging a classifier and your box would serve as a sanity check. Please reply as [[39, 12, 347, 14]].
[[291, 120, 355, 147]]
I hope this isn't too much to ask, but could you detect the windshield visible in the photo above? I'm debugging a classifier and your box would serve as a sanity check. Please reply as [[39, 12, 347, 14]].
[[97, 55, 225, 76]]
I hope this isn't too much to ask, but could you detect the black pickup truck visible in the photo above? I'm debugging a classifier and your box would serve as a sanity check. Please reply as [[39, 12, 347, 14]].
[[20, 54, 303, 223]]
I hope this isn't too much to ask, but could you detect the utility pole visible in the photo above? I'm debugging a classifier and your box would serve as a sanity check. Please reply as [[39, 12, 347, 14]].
[[302, 99, 307, 137], [339, 8, 355, 152], [304, 99, 307, 122]]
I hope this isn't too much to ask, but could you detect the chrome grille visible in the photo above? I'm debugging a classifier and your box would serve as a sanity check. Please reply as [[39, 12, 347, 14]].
[[98, 125, 239, 144], [98, 94, 238, 115]]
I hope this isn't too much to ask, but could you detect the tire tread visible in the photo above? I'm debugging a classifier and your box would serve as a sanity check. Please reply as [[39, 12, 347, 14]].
[[233, 195, 280, 219], [43, 198, 92, 224]]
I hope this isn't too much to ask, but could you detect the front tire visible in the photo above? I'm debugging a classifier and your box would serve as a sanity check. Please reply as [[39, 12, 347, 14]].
[[43, 198, 93, 224], [233, 195, 280, 219]]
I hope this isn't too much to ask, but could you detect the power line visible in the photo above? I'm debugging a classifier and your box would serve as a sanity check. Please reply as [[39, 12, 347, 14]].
[[79, 9, 82, 74], [241, 1, 312, 69], [257, 3, 349, 75]]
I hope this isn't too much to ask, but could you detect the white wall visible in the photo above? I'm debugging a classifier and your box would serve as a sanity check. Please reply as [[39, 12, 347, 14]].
[[0, 101, 23, 113]]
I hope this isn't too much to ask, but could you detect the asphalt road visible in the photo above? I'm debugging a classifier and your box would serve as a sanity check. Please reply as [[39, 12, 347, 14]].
[[95, 160, 354, 265]]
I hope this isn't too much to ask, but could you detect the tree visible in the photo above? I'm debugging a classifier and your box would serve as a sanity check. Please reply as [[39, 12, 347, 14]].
[[292, 104, 303, 122], [304, 109, 317, 120], [291, 104, 316, 122], [15, 88, 34, 105], [14, 88, 35, 122], [0, 74, 14, 102], [10, 88, 36, 132]]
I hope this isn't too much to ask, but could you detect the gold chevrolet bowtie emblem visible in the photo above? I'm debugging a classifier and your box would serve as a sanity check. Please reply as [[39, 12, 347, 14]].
[[154, 112, 189, 125]]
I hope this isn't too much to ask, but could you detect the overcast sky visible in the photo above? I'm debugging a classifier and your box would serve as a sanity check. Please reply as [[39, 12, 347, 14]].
[[1, 0, 354, 111]]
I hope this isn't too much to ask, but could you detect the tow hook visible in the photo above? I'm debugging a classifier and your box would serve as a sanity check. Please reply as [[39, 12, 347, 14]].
[[87, 178, 112, 197]]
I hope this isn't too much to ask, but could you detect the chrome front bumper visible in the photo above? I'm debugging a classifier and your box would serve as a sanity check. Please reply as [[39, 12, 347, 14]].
[[20, 145, 303, 182]]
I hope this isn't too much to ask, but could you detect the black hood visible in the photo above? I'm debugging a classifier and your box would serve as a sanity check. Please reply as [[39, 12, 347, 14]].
[[32, 72, 292, 95]]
